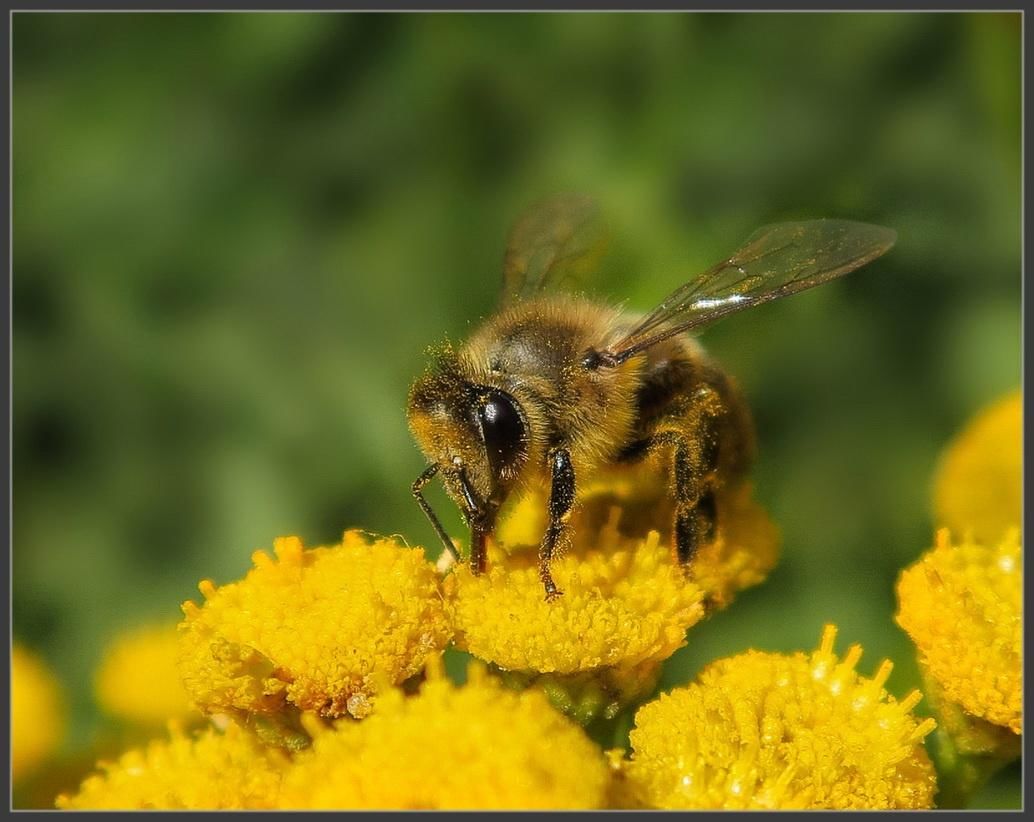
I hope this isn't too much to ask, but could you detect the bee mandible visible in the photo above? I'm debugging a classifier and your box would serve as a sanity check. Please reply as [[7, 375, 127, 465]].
[[408, 194, 895, 600]]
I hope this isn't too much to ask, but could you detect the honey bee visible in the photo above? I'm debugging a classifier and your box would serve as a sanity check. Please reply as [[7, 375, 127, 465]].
[[408, 194, 895, 600]]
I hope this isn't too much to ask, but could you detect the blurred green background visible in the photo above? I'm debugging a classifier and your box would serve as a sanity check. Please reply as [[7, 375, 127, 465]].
[[13, 11, 1020, 806]]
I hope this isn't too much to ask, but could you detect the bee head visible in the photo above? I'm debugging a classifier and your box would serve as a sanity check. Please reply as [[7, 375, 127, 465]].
[[407, 352, 529, 508]]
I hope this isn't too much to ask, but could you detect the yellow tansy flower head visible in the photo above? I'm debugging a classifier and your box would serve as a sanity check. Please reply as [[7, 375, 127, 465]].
[[279, 661, 610, 809], [12, 644, 65, 784], [56, 722, 289, 810], [896, 528, 1022, 739], [95, 621, 198, 727], [178, 531, 451, 726], [932, 389, 1021, 544], [621, 625, 937, 810], [447, 476, 778, 720]]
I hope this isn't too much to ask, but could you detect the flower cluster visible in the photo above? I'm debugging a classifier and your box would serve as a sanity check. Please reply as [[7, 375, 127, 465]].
[[49, 384, 1024, 810], [57, 466, 953, 811], [895, 388, 1022, 802]]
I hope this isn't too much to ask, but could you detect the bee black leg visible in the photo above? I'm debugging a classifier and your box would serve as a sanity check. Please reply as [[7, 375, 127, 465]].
[[675, 487, 717, 567], [411, 464, 460, 564], [696, 488, 717, 543], [456, 467, 494, 577], [540, 448, 575, 601], [469, 522, 488, 575], [647, 411, 722, 573]]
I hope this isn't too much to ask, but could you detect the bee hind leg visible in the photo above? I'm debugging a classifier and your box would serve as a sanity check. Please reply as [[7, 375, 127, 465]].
[[646, 403, 723, 574], [674, 487, 717, 568]]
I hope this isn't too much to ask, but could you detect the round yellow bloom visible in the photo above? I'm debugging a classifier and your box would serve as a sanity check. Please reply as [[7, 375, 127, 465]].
[[178, 531, 451, 723], [447, 478, 778, 717], [896, 528, 1021, 737], [448, 522, 704, 681], [12, 644, 65, 783], [95, 621, 198, 726], [279, 662, 610, 809], [622, 625, 937, 810], [932, 389, 1021, 544], [56, 722, 289, 809]]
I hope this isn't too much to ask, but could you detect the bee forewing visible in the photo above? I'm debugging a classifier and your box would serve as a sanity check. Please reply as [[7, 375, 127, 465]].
[[602, 219, 897, 363]]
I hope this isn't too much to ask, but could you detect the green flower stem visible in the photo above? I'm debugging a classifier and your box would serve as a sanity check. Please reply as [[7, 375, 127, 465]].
[[929, 724, 1014, 809]]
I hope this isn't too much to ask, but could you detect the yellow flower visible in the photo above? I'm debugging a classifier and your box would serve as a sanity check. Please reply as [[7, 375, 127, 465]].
[[932, 389, 1021, 544], [55, 722, 289, 809], [446, 519, 703, 717], [178, 531, 451, 725], [447, 476, 778, 720], [620, 625, 937, 810], [95, 621, 198, 726], [12, 644, 65, 784], [895, 528, 1021, 740], [278, 661, 610, 809]]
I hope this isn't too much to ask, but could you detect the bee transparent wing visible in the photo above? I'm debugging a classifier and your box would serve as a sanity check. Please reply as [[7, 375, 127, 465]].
[[598, 219, 896, 365], [501, 192, 610, 303]]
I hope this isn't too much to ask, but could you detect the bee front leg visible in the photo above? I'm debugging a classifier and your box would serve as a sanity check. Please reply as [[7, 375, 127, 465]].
[[411, 464, 461, 564], [456, 467, 495, 577], [540, 448, 575, 601], [469, 521, 489, 576]]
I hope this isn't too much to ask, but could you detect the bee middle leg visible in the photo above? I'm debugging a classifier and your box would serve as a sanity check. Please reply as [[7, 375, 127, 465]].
[[540, 448, 575, 601]]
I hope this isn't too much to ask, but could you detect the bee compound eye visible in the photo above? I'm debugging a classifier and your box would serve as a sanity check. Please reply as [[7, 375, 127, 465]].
[[477, 390, 526, 479]]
